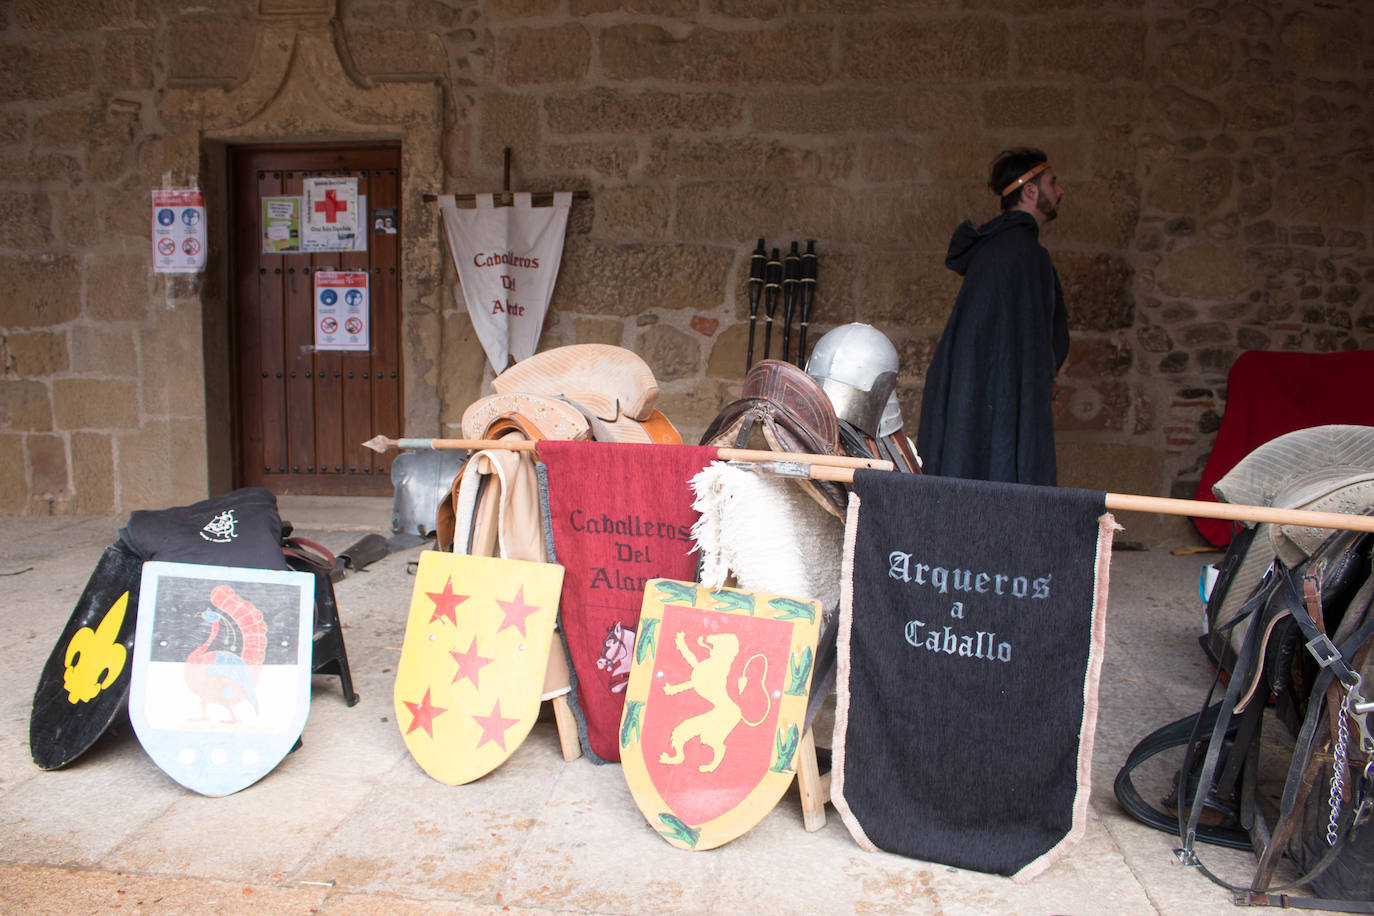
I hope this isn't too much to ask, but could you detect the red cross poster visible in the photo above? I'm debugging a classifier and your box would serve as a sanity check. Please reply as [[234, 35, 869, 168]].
[[262, 195, 367, 254], [302, 177, 359, 251], [314, 271, 370, 352], [151, 189, 207, 274]]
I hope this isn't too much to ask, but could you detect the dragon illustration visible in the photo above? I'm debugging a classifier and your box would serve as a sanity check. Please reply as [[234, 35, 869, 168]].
[[184, 585, 267, 724]]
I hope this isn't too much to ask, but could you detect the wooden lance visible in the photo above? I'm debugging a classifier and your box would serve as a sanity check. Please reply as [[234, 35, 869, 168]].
[[362, 434, 893, 472], [363, 436, 1374, 535]]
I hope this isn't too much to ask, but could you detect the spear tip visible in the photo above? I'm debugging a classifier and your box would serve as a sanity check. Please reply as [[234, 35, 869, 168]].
[[362, 434, 396, 453]]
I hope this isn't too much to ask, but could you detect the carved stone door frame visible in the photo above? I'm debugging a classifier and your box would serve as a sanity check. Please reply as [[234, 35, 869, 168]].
[[157, 23, 444, 496]]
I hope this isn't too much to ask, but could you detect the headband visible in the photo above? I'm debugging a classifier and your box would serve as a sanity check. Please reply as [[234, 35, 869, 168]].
[[998, 162, 1049, 197]]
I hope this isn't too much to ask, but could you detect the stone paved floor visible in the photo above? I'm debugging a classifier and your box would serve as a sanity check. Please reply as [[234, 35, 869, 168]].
[[0, 498, 1347, 914]]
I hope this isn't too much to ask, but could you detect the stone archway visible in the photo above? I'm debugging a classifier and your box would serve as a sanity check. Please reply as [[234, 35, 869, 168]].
[[157, 22, 444, 495]]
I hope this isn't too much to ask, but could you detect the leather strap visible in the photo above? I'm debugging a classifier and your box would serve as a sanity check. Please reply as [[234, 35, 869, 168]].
[[1112, 700, 1253, 850], [1182, 568, 1374, 905]]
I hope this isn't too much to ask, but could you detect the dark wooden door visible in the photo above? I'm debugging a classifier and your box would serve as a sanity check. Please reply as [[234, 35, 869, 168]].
[[228, 143, 402, 496]]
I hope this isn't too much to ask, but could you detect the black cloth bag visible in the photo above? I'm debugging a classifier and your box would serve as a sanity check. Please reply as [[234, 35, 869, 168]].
[[119, 487, 288, 571]]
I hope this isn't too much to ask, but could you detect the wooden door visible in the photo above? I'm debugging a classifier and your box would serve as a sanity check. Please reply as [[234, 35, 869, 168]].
[[228, 143, 402, 496]]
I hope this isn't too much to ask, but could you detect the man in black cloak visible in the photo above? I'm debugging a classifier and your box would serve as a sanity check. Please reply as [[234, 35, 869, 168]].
[[916, 148, 1069, 486]]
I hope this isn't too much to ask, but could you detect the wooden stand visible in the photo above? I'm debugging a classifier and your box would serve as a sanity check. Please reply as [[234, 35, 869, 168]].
[[550, 694, 581, 761], [543, 636, 582, 762], [796, 726, 832, 831]]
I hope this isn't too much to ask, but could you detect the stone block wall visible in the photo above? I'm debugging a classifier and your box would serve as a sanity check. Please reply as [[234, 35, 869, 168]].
[[0, 0, 1370, 537]]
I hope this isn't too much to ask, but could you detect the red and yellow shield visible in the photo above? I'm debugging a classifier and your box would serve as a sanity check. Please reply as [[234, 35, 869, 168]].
[[393, 550, 564, 785], [619, 578, 821, 850]]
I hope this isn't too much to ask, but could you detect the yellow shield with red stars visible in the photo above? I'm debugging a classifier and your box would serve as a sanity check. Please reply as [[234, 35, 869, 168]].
[[393, 550, 564, 785], [619, 578, 821, 850]]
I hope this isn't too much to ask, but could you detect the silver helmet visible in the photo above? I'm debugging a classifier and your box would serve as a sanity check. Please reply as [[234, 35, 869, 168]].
[[804, 323, 899, 436], [878, 391, 904, 439]]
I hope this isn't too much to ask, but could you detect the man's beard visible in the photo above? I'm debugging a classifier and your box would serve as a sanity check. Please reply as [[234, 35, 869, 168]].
[[1036, 191, 1058, 222]]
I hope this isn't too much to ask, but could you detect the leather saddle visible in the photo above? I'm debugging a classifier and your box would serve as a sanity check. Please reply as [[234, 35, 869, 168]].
[[700, 359, 847, 517]]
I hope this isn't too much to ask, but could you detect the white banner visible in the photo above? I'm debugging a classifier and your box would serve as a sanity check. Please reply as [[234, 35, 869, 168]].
[[439, 192, 572, 373]]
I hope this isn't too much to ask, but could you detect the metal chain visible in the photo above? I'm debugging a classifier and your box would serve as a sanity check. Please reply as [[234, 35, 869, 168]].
[[1328, 688, 1353, 847]]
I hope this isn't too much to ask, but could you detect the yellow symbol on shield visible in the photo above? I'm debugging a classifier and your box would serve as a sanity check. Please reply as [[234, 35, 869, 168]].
[[63, 590, 130, 704], [394, 550, 564, 785]]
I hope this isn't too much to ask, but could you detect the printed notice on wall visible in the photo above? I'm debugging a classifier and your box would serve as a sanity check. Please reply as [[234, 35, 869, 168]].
[[314, 270, 369, 352], [151, 189, 207, 274], [302, 177, 359, 251], [262, 194, 367, 254], [261, 196, 300, 253]]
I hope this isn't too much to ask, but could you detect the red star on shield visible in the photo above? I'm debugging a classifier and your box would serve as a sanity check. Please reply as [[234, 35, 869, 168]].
[[473, 700, 520, 751], [450, 637, 494, 689], [426, 578, 468, 626], [403, 687, 447, 738], [495, 586, 540, 636]]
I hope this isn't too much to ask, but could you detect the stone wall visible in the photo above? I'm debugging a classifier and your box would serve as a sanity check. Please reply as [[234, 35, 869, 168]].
[[1, 0, 1370, 541]]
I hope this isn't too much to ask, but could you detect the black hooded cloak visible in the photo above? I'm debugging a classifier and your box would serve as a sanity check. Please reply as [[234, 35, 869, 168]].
[[916, 210, 1069, 485]]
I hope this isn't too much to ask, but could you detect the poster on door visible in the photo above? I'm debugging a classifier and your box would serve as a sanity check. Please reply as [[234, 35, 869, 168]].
[[151, 189, 207, 274], [262, 194, 368, 254], [261, 196, 300, 253], [302, 177, 360, 251], [314, 270, 370, 352]]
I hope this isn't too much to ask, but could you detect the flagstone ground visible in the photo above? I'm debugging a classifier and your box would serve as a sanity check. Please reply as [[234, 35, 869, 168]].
[[0, 497, 1345, 915]]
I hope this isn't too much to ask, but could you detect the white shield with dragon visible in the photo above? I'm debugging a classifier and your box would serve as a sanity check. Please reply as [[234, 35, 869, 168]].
[[128, 561, 315, 796], [619, 578, 821, 850]]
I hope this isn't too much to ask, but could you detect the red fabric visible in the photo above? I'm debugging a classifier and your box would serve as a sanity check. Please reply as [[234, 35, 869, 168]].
[[1192, 350, 1374, 545], [540, 441, 718, 762]]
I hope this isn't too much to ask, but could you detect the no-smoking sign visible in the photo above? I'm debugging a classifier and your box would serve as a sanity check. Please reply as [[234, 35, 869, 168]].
[[313, 270, 369, 352], [151, 189, 206, 274]]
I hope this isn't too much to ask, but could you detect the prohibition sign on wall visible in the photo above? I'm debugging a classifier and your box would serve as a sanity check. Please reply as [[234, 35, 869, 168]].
[[313, 270, 370, 352], [151, 189, 206, 274]]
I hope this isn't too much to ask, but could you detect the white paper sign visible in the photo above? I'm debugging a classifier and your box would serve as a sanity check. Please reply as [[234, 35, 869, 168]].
[[439, 192, 572, 373], [302, 177, 360, 251], [151, 189, 207, 274], [261, 196, 300, 253], [261, 194, 367, 253], [313, 270, 369, 352]]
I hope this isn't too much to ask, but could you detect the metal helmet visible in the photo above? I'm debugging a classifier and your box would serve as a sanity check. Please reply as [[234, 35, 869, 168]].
[[804, 323, 899, 436], [878, 391, 904, 439]]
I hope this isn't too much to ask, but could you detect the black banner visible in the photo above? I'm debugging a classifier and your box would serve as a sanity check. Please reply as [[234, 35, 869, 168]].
[[834, 472, 1112, 879]]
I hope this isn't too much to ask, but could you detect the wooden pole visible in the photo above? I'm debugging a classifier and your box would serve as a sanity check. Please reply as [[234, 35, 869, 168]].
[[361, 435, 893, 471], [809, 464, 1374, 534], [363, 435, 1374, 534], [1101, 492, 1374, 534]]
